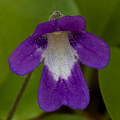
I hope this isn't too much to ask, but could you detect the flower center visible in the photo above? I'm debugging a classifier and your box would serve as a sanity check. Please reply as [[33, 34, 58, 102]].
[[42, 31, 77, 81], [53, 31, 62, 35]]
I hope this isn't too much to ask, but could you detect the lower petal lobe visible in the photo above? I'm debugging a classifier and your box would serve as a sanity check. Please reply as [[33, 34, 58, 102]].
[[69, 31, 110, 69], [37, 62, 90, 112], [8, 35, 47, 75]]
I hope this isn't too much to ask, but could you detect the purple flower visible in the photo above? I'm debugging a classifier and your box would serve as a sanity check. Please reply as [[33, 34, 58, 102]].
[[8, 11, 110, 112]]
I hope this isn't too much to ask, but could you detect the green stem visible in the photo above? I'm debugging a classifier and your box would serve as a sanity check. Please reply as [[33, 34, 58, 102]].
[[6, 71, 33, 120]]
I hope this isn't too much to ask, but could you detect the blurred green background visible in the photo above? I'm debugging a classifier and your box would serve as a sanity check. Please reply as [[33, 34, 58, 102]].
[[0, 0, 120, 120]]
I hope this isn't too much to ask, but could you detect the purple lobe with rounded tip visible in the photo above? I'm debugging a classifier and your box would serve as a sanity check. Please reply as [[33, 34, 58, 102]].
[[37, 62, 89, 112]]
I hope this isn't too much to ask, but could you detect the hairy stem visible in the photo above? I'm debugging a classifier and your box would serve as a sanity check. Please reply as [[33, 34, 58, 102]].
[[6, 71, 33, 120]]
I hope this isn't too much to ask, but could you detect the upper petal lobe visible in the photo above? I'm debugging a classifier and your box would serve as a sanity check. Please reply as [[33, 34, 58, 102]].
[[58, 15, 86, 31], [33, 19, 58, 36]]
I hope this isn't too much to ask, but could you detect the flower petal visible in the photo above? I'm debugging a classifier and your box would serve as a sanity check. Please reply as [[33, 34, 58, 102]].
[[8, 35, 47, 75], [37, 62, 90, 112], [37, 65, 63, 112], [58, 15, 86, 31], [69, 31, 110, 69], [33, 20, 58, 36]]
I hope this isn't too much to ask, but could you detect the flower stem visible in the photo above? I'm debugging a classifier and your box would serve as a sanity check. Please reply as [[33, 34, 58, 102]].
[[6, 71, 33, 120]]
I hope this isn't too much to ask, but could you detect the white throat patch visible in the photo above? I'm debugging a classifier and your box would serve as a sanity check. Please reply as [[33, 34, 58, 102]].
[[42, 31, 77, 81]]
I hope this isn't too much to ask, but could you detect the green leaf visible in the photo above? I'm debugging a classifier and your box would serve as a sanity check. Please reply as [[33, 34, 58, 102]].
[[0, 66, 44, 120], [0, 0, 79, 120], [82, 66, 94, 87], [99, 47, 120, 120], [74, 0, 120, 45], [102, 1, 120, 46], [41, 114, 86, 120]]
